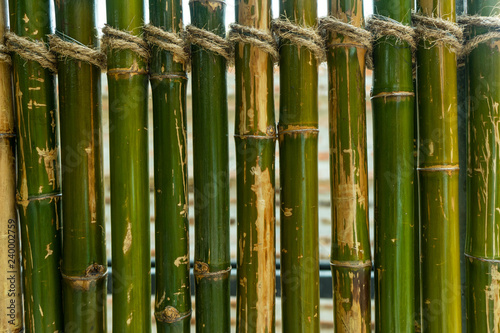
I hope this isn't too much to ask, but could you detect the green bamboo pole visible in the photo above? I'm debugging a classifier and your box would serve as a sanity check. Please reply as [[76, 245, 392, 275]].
[[54, 0, 107, 331], [148, 0, 191, 331], [371, 2, 415, 332], [0, 0, 23, 331], [9, 0, 63, 331], [465, 0, 500, 330], [105, 1, 151, 331], [189, 0, 230, 332], [325, 1, 371, 332], [416, 0, 462, 330], [234, 0, 276, 332], [278, 0, 320, 331]]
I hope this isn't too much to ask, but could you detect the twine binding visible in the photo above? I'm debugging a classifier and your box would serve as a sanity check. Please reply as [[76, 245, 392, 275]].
[[186, 24, 233, 63], [459, 15, 500, 56], [5, 32, 57, 72], [227, 23, 279, 62], [271, 18, 326, 62], [102, 24, 150, 61], [0, 44, 11, 65], [49, 34, 106, 70], [143, 24, 190, 65], [412, 13, 463, 53]]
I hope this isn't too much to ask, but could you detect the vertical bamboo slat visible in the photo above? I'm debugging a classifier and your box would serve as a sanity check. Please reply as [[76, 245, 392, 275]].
[[234, 0, 276, 332], [465, 0, 500, 330], [9, 0, 63, 330], [54, 0, 107, 331], [325, 0, 371, 332], [371, 2, 415, 332], [0, 0, 23, 331], [189, 0, 231, 331], [278, 0, 320, 332], [416, 0, 462, 330], [149, 0, 192, 331], [105, 0, 151, 331]]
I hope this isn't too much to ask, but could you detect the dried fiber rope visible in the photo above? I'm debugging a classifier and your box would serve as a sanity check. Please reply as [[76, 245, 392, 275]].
[[458, 15, 500, 56], [49, 33, 106, 70], [412, 13, 463, 53], [0, 44, 10, 65], [271, 18, 325, 62], [143, 24, 190, 65], [366, 14, 416, 50], [227, 23, 279, 62], [186, 24, 233, 63], [5, 32, 57, 72], [102, 24, 150, 61], [319, 16, 372, 68]]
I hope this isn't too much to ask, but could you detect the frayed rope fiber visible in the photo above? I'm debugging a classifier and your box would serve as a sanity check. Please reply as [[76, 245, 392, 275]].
[[5, 32, 57, 72], [458, 15, 500, 56], [271, 18, 325, 62], [49, 34, 106, 70], [143, 24, 190, 65], [102, 25, 150, 61], [186, 25, 233, 63], [227, 23, 279, 62], [0, 44, 11, 65], [412, 13, 463, 53], [365, 15, 416, 50]]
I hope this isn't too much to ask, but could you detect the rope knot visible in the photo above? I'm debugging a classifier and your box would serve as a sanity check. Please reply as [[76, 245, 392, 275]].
[[412, 13, 463, 53], [186, 25, 233, 64], [227, 23, 279, 62], [102, 24, 150, 61], [458, 15, 500, 57], [5, 32, 57, 72], [271, 18, 325, 62], [143, 24, 190, 65]]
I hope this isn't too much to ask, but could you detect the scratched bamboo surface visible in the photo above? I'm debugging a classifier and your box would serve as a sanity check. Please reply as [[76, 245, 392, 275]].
[[99, 68, 376, 330]]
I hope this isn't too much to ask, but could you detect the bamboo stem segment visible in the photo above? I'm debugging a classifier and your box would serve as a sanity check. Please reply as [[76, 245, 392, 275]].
[[189, 0, 231, 331], [416, 0, 462, 330], [326, 0, 372, 332], [148, 0, 192, 332], [465, 0, 500, 330], [105, 0, 151, 331], [54, 0, 107, 331], [9, 0, 63, 330], [0, 0, 23, 331], [371, 2, 415, 332], [234, 0, 276, 332], [278, 0, 320, 332]]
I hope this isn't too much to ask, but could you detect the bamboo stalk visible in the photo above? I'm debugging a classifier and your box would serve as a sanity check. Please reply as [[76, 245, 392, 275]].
[[0, 0, 23, 331], [278, 0, 320, 331], [371, 2, 415, 332], [105, 1, 151, 331], [189, 0, 230, 331], [416, 0, 462, 330], [54, 0, 107, 331], [9, 0, 63, 330], [148, 0, 191, 332], [465, 0, 500, 330], [234, 0, 276, 332], [325, 1, 371, 332]]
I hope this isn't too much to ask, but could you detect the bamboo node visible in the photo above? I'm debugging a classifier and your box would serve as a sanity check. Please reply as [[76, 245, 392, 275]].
[[271, 17, 326, 62], [227, 23, 279, 62], [458, 15, 500, 57], [155, 306, 192, 324], [49, 33, 106, 70], [102, 24, 150, 62], [412, 13, 464, 54], [143, 24, 190, 66], [61, 263, 107, 291], [5, 32, 57, 72], [186, 25, 233, 64], [193, 261, 232, 279]]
